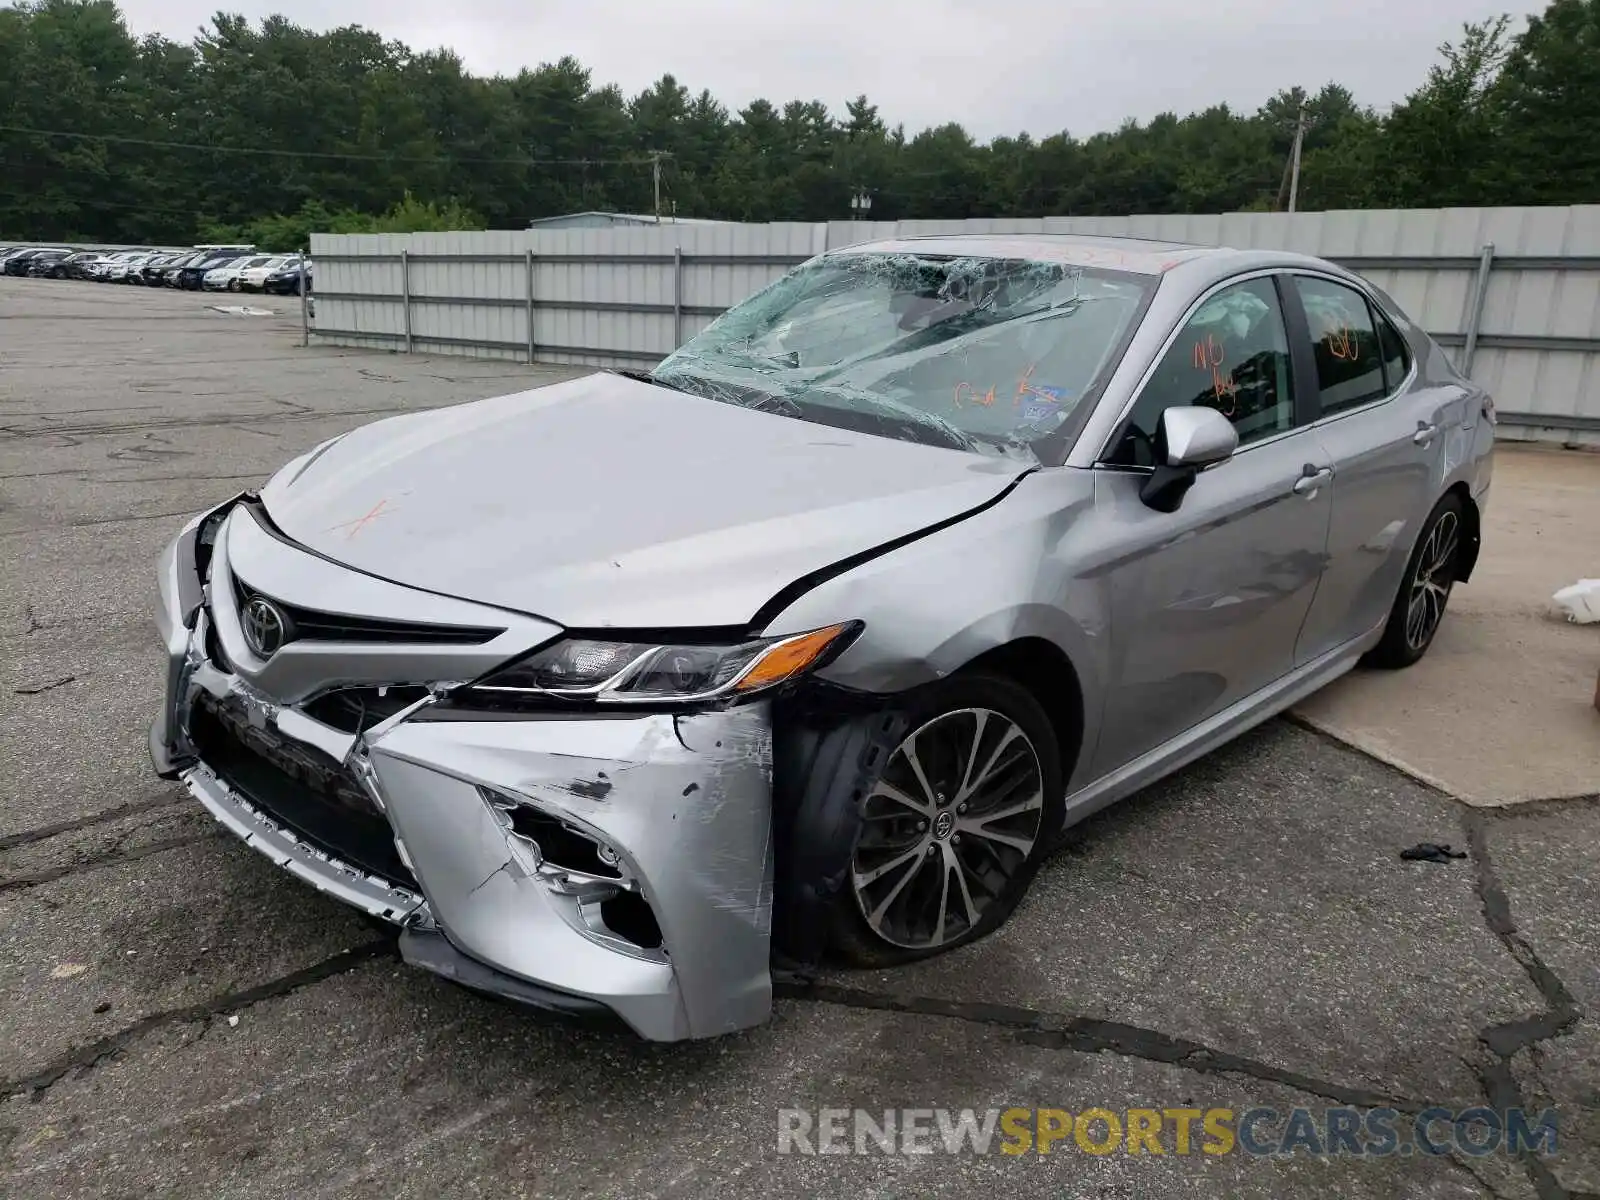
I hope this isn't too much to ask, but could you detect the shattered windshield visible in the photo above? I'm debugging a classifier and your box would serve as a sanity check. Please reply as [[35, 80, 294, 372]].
[[651, 251, 1154, 461]]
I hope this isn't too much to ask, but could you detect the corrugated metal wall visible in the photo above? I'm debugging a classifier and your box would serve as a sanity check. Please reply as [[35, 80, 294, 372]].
[[311, 205, 1600, 443]]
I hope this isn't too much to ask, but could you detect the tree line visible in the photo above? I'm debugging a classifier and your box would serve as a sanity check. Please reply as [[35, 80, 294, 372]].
[[0, 0, 1596, 250]]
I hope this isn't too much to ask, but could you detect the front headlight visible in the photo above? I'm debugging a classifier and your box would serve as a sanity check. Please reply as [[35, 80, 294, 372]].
[[464, 622, 861, 706]]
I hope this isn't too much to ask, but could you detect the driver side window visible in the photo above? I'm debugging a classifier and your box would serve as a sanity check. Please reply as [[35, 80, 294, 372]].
[[1108, 276, 1294, 466]]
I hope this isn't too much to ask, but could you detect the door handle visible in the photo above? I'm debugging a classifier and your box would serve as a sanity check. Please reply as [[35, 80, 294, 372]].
[[1413, 422, 1438, 447], [1292, 466, 1333, 496]]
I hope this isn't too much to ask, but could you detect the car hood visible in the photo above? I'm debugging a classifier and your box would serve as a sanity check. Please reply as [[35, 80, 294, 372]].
[[259, 372, 1027, 629]]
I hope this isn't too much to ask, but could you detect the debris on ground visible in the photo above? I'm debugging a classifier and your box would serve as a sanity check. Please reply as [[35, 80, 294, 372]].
[[1552, 579, 1600, 623], [1399, 843, 1469, 864], [49, 963, 87, 979]]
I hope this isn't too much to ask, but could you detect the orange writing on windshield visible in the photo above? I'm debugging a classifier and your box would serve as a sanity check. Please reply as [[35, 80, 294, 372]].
[[955, 365, 1069, 412], [953, 381, 998, 409], [1014, 363, 1060, 407]]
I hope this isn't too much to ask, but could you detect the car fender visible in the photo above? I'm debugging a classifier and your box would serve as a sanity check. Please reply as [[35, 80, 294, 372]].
[[758, 465, 1111, 775]]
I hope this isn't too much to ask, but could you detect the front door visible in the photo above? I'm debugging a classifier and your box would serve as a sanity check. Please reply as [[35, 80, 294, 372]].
[[1089, 274, 1335, 775]]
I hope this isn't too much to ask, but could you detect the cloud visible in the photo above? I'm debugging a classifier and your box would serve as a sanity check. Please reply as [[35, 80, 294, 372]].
[[117, 0, 1531, 140]]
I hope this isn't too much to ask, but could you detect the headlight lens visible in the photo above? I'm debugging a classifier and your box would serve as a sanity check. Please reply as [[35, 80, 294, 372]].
[[467, 622, 860, 705]]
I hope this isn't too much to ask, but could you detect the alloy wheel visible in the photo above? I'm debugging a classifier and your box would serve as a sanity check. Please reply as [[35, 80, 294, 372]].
[[1405, 509, 1458, 651], [850, 708, 1045, 950]]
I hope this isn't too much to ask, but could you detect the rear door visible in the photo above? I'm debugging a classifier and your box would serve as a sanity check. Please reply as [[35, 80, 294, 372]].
[[1089, 272, 1335, 775], [1285, 272, 1448, 662]]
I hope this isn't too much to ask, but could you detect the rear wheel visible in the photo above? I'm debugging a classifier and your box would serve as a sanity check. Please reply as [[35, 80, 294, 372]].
[[825, 674, 1064, 966], [1365, 493, 1464, 669]]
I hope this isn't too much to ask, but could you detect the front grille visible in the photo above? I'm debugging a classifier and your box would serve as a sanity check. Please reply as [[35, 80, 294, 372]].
[[188, 690, 416, 888], [231, 575, 502, 646]]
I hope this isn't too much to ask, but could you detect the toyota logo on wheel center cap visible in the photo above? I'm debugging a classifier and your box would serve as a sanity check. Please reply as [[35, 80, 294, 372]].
[[241, 596, 290, 659], [932, 810, 956, 840]]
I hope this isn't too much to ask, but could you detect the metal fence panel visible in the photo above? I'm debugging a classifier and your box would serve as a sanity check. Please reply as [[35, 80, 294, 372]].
[[309, 205, 1600, 444]]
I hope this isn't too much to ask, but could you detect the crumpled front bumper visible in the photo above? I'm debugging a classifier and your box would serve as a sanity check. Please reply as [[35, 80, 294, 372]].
[[151, 500, 775, 1042]]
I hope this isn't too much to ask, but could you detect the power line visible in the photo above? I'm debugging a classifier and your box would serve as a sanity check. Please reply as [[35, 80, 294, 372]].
[[0, 124, 655, 168]]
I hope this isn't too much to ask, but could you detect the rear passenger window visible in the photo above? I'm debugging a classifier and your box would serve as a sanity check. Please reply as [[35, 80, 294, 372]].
[[1108, 277, 1294, 466], [1293, 276, 1387, 414], [1376, 308, 1411, 390]]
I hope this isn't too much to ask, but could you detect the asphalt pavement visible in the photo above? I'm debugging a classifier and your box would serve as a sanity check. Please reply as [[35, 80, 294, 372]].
[[1, 278, 1594, 1199]]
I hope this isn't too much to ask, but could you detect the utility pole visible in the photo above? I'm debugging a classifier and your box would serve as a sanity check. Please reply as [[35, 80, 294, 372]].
[[1286, 104, 1308, 214], [647, 150, 671, 222]]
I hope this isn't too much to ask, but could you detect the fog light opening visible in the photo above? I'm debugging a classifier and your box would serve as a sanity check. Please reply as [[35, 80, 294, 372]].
[[483, 791, 623, 881], [599, 892, 663, 951]]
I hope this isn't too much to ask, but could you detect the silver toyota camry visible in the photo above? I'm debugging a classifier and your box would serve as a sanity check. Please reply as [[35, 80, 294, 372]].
[[151, 234, 1495, 1041]]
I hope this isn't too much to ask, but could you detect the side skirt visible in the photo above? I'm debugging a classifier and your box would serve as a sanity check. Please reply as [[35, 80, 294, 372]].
[[1058, 627, 1382, 834]]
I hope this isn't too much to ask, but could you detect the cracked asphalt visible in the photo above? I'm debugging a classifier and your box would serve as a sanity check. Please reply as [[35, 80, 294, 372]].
[[2, 278, 1595, 1199]]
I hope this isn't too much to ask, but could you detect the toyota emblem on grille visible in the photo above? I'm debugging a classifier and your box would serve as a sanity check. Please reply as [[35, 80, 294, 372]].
[[241, 596, 290, 659]]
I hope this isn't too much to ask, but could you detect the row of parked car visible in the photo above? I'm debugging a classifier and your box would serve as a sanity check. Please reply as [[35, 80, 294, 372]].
[[0, 244, 314, 295]]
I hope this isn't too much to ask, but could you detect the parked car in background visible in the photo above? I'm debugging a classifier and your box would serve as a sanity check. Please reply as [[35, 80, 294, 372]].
[[262, 259, 312, 295], [2, 247, 48, 274], [202, 254, 280, 292], [23, 249, 73, 276], [36, 250, 92, 278], [59, 251, 111, 279], [125, 252, 178, 285], [97, 252, 139, 282], [83, 251, 137, 281], [233, 255, 295, 291], [177, 251, 250, 290], [149, 234, 1496, 1041], [141, 251, 200, 287], [78, 252, 126, 279], [106, 252, 161, 283]]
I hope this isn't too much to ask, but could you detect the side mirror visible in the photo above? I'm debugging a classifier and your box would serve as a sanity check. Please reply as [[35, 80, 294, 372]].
[[1139, 407, 1238, 513]]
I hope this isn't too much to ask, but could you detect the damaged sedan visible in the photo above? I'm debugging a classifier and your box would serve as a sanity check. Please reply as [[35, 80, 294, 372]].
[[151, 233, 1496, 1040]]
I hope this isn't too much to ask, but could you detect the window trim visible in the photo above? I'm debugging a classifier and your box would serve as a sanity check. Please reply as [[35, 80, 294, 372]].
[[1278, 267, 1419, 426], [1092, 268, 1308, 469]]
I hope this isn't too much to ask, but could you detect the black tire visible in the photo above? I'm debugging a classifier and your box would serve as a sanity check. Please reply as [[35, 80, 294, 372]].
[[793, 673, 1065, 968], [1364, 492, 1465, 670]]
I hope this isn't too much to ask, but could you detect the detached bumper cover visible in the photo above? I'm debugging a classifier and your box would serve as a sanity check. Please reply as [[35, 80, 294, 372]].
[[151, 500, 776, 1042]]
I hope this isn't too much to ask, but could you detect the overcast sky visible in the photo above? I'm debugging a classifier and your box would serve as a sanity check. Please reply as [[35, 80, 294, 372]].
[[116, 0, 1531, 141]]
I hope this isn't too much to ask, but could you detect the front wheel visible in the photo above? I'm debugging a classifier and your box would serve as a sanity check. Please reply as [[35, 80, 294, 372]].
[[1364, 493, 1464, 669], [823, 674, 1064, 967]]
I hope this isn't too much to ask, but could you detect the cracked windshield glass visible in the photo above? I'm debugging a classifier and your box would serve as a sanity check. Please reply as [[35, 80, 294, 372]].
[[651, 252, 1154, 462]]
